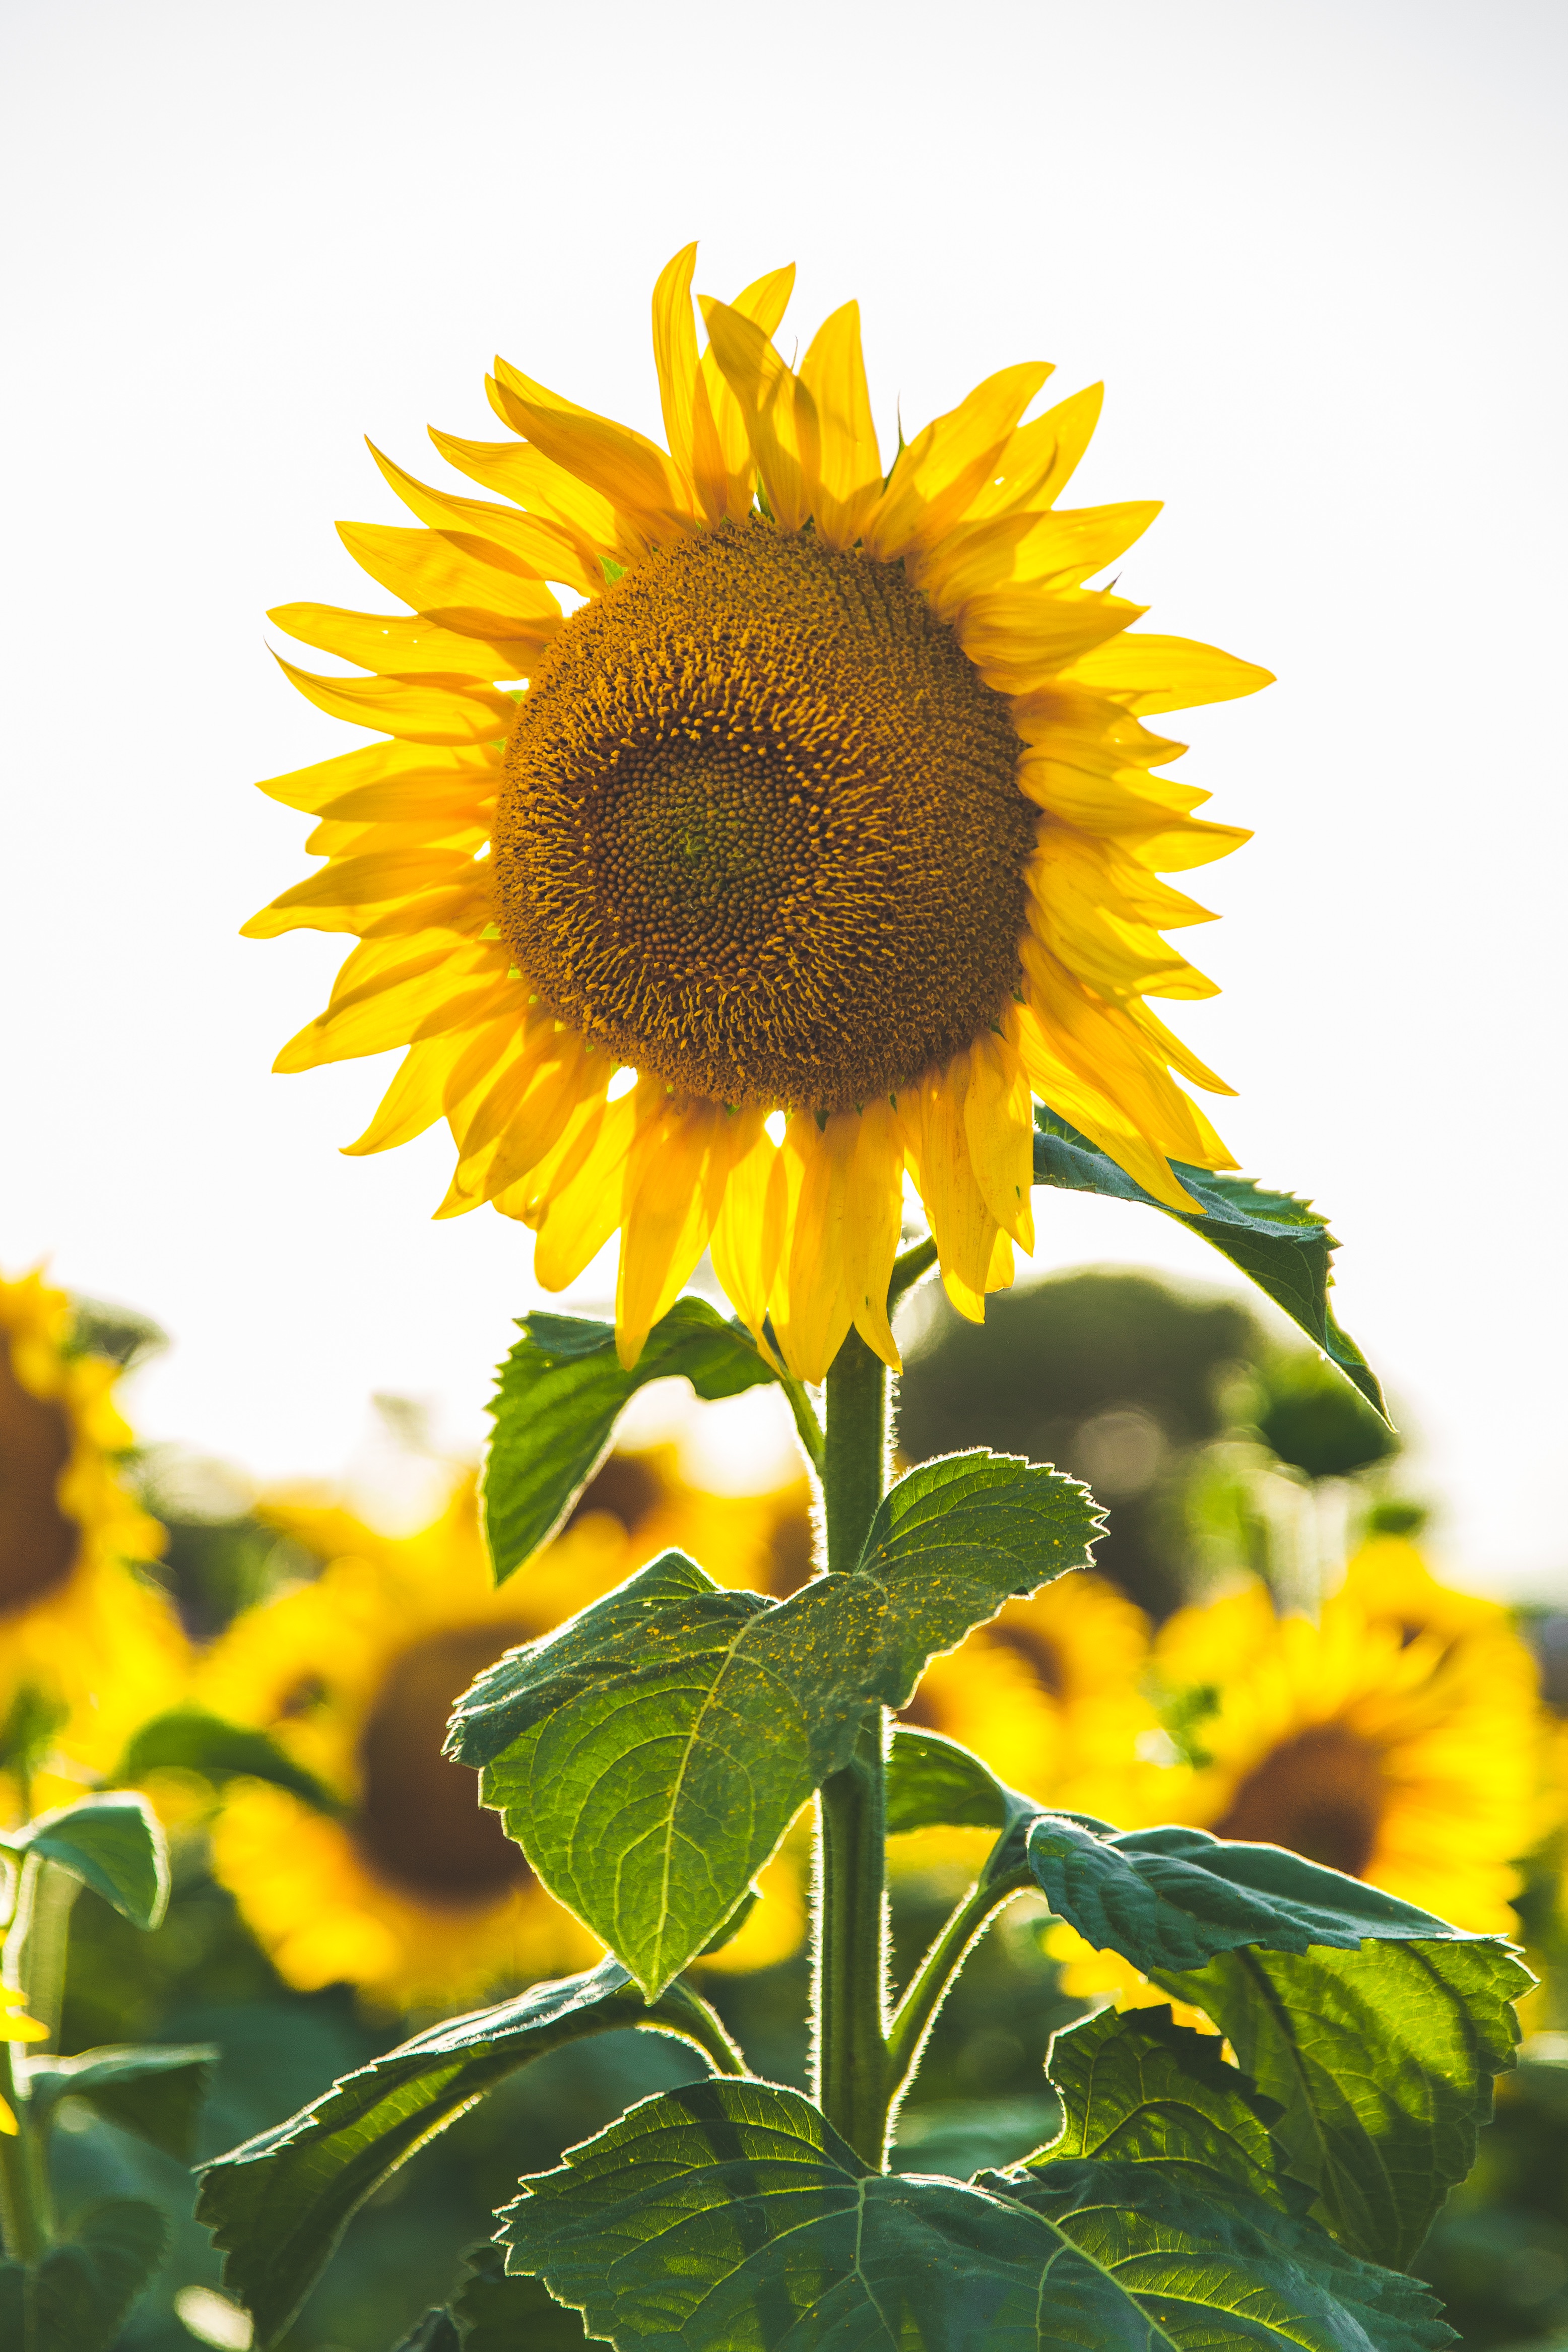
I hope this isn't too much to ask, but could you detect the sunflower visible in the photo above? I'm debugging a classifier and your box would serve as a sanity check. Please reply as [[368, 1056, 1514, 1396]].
[[896, 1570, 1161, 1826], [1050, 1552, 1543, 2011], [0, 1269, 187, 1813], [202, 1454, 809, 2006], [247, 246, 1269, 1379]]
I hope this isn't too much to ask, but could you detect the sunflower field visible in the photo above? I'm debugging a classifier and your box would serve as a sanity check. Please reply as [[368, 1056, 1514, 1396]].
[[3, 249, 1565, 2352]]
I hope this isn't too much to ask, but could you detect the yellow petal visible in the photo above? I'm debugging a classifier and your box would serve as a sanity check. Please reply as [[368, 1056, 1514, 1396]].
[[342, 1036, 464, 1155], [365, 442, 599, 595], [268, 602, 551, 681], [245, 845, 480, 930], [463, 407, 626, 554], [696, 263, 797, 523], [490, 360, 695, 544], [954, 589, 1147, 689], [529, 1091, 639, 1287], [707, 1110, 782, 1343], [843, 1099, 905, 1371], [798, 302, 883, 550], [862, 361, 1053, 561], [1062, 632, 1275, 714], [965, 382, 1105, 522], [903, 1059, 998, 1316], [615, 1094, 731, 1367], [963, 1029, 1036, 1251], [0, 2097, 15, 2134], [338, 520, 565, 629], [915, 501, 1161, 622], [270, 655, 514, 747], [651, 241, 702, 497], [771, 1114, 856, 1386], [699, 297, 817, 533], [256, 738, 499, 818]]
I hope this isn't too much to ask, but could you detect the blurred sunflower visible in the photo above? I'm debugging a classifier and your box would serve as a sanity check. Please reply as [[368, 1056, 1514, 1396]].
[[0, 1269, 187, 1812], [1051, 1548, 1542, 2008], [247, 244, 1268, 1379], [896, 1570, 1160, 1825], [202, 1454, 809, 2007]]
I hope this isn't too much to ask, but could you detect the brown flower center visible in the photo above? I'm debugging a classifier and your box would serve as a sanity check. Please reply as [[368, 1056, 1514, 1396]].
[[355, 1626, 530, 1906], [495, 520, 1034, 1111], [0, 1340, 79, 1614], [1213, 1723, 1385, 1877]]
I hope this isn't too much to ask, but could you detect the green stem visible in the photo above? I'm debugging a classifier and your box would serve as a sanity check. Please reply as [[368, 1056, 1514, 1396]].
[[775, 1369, 825, 1479], [0, 2038, 44, 2263], [815, 1328, 892, 2167], [884, 1863, 1033, 2113], [887, 1235, 938, 1315], [10, 1863, 76, 2055]]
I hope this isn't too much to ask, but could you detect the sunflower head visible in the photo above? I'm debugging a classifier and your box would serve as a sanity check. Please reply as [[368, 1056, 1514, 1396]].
[[249, 244, 1269, 1377]]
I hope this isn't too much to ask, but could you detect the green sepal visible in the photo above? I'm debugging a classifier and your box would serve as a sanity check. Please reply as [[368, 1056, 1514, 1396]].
[[1026, 1812, 1469, 1971], [1032, 1105, 1386, 1417], [25, 2043, 216, 2160], [117, 1707, 344, 1814], [196, 1959, 726, 2349], [500, 2076, 1451, 2351], [0, 2198, 170, 2352], [1033, 2000, 1312, 2214], [1154, 1937, 1533, 2269], [448, 1454, 1097, 1993], [483, 1300, 782, 1583], [1, 1793, 169, 1930]]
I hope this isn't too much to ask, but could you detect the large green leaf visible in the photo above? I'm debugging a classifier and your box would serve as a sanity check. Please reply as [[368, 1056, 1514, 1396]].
[[1027, 1814, 1470, 1972], [118, 1706, 342, 1813], [26, 2042, 216, 2160], [501, 2077, 1449, 2351], [453, 2241, 601, 2349], [885, 1725, 1019, 1837], [1155, 1937, 1531, 2269], [2, 1793, 169, 1929], [0, 2198, 170, 2352], [197, 1959, 727, 2349], [1034, 2001, 1310, 2214], [1032, 1106, 1386, 1416], [449, 1454, 1098, 1993], [484, 1300, 782, 1582]]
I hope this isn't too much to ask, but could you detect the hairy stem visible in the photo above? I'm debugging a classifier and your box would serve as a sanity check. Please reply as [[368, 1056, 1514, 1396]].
[[654, 1980, 750, 2079], [815, 1328, 892, 2167], [884, 1863, 1033, 2113]]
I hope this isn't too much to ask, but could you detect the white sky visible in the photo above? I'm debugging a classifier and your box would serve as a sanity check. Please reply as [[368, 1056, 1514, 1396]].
[[3, 0, 1564, 1595]]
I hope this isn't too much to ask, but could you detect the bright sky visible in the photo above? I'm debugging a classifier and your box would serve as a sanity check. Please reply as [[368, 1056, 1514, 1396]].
[[3, 1, 1564, 1594]]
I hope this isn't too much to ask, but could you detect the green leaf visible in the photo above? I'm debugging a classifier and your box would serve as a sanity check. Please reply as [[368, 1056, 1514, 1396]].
[[501, 2077, 1450, 2351], [117, 1706, 343, 1813], [449, 1454, 1097, 1993], [1027, 1813, 1472, 1972], [196, 1958, 725, 2350], [26, 2043, 216, 2160], [2, 1793, 169, 1929], [453, 2241, 602, 2349], [885, 1725, 1017, 1836], [1032, 1105, 1386, 1417], [484, 1300, 781, 1583], [1034, 2001, 1311, 2214], [985, 2158, 1451, 2352], [0, 2198, 170, 2352], [1154, 1937, 1532, 2269]]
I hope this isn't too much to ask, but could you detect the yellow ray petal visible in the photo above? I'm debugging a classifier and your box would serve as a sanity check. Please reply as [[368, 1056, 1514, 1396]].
[[342, 1036, 465, 1156], [270, 655, 514, 747], [963, 1029, 1036, 1252], [709, 1113, 785, 1345], [843, 1099, 905, 1371], [651, 241, 702, 497], [696, 263, 796, 523], [965, 382, 1105, 522], [902, 1059, 998, 1317], [435, 420, 621, 556], [268, 602, 551, 681], [256, 739, 500, 818], [616, 1096, 747, 1366], [1123, 998, 1234, 1097], [337, 520, 568, 628], [246, 845, 481, 928], [528, 1091, 639, 1287], [914, 501, 1161, 622], [862, 361, 1053, 562], [799, 302, 882, 550], [1062, 632, 1275, 714], [771, 1113, 857, 1386], [954, 589, 1147, 688], [490, 359, 695, 544], [363, 444, 600, 596], [699, 297, 818, 534]]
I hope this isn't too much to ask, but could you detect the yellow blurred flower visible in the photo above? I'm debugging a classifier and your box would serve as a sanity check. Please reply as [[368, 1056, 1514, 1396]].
[[896, 1569, 1161, 1826], [247, 245, 1269, 1381], [203, 1453, 811, 2008], [0, 1269, 188, 1814], [1052, 1542, 1543, 2008], [0, 1984, 48, 2136]]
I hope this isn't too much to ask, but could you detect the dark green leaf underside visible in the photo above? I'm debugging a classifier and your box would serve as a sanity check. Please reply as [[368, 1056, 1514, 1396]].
[[5, 1793, 169, 1929], [118, 1707, 342, 1813], [1032, 1105, 1386, 1417], [0, 2198, 170, 2352], [27, 2043, 216, 2160]]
